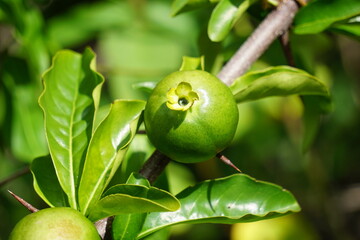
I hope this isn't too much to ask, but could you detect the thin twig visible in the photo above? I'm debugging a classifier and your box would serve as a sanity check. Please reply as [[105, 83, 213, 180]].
[[217, 0, 299, 86], [8, 190, 39, 213], [216, 154, 242, 173], [0, 166, 30, 187], [279, 30, 296, 67]]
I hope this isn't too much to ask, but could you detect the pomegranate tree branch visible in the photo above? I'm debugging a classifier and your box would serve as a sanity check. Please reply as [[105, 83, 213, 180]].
[[139, 150, 171, 184], [217, 0, 299, 86]]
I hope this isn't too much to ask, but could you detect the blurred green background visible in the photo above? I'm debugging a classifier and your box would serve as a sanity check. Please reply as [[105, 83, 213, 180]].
[[1, 0, 359, 239]]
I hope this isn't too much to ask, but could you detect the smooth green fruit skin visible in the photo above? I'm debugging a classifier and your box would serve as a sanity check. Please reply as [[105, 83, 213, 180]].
[[144, 70, 239, 163], [9, 207, 100, 240]]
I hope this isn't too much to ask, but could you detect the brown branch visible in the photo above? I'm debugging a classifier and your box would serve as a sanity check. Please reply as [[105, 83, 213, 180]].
[[279, 30, 296, 67], [217, 0, 299, 86], [139, 150, 171, 184]]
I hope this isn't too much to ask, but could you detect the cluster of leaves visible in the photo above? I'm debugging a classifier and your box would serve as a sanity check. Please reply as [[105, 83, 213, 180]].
[[33, 49, 305, 239], [1, 0, 360, 239], [172, 0, 360, 41]]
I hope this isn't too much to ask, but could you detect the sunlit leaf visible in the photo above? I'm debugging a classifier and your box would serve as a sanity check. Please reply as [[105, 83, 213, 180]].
[[230, 66, 330, 103], [78, 100, 145, 216], [111, 173, 150, 240], [294, 0, 360, 34], [39, 48, 104, 209], [138, 174, 300, 238], [30, 155, 69, 207], [208, 0, 256, 42], [112, 213, 146, 240], [87, 184, 180, 222]]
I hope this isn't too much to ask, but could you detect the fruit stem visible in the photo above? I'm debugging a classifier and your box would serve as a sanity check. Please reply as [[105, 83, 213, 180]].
[[8, 190, 39, 213], [216, 154, 242, 173]]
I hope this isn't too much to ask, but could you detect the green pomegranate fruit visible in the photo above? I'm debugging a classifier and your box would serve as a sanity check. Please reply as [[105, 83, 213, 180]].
[[9, 207, 100, 240], [144, 70, 239, 163]]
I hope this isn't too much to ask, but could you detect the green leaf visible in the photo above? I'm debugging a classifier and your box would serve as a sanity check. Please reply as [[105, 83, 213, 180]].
[[208, 0, 256, 42], [126, 172, 151, 186], [171, 0, 211, 16], [112, 213, 146, 240], [30, 155, 69, 207], [294, 0, 360, 34], [87, 184, 180, 222], [39, 48, 104, 209], [179, 56, 205, 71], [330, 22, 360, 39], [111, 173, 150, 240], [230, 66, 330, 103], [78, 100, 146, 216], [138, 174, 300, 238]]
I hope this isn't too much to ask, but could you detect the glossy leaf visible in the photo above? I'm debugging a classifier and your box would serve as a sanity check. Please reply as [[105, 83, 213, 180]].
[[39, 48, 104, 209], [294, 0, 360, 34], [87, 184, 180, 222], [30, 155, 69, 207], [230, 66, 330, 103], [126, 172, 151, 186], [208, 0, 256, 42], [138, 174, 300, 238], [171, 0, 211, 16], [112, 213, 146, 240], [78, 100, 146, 216], [112, 173, 149, 240]]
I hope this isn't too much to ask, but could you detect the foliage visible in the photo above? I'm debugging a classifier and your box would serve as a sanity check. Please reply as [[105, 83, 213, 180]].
[[1, 0, 360, 239]]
